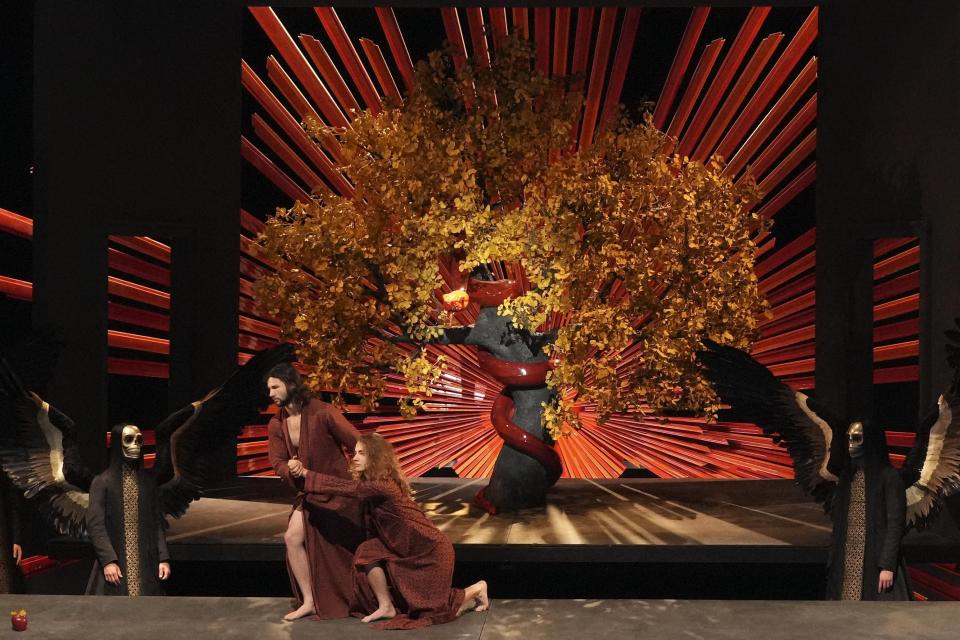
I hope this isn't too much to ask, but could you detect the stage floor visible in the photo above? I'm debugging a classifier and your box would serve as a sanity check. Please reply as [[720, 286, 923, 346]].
[[2, 595, 957, 640], [117, 477, 960, 564]]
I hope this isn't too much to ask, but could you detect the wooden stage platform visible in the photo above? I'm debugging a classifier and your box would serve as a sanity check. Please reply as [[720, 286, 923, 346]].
[[2, 594, 958, 640], [50, 477, 960, 566]]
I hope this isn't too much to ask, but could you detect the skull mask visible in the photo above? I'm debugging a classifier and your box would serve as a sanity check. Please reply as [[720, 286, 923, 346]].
[[847, 421, 864, 459], [121, 425, 143, 460]]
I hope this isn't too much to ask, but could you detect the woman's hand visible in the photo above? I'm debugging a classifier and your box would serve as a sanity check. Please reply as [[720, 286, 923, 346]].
[[159, 562, 172, 580], [878, 569, 894, 592]]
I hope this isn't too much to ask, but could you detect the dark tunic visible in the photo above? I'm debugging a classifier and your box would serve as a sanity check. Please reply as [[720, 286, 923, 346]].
[[304, 471, 465, 630], [267, 398, 362, 619], [86, 465, 170, 596], [0, 474, 24, 593], [826, 460, 911, 600]]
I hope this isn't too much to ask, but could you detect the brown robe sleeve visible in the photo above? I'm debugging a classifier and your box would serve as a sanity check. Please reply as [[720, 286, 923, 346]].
[[303, 471, 399, 500], [268, 415, 302, 491], [322, 403, 361, 455], [85, 475, 118, 567]]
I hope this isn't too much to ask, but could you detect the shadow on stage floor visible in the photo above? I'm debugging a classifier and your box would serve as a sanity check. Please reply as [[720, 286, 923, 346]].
[[42, 477, 960, 600]]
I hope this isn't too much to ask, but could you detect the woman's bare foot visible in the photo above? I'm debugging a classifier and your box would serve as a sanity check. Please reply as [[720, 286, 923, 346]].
[[474, 580, 489, 612], [283, 602, 315, 621], [458, 580, 489, 615], [361, 604, 396, 624]]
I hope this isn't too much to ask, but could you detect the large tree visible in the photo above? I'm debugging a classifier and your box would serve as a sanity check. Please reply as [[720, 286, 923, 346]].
[[254, 38, 768, 512]]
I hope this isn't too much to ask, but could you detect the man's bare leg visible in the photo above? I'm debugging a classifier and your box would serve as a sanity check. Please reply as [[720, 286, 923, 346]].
[[457, 580, 489, 615], [283, 509, 315, 621], [360, 565, 396, 623]]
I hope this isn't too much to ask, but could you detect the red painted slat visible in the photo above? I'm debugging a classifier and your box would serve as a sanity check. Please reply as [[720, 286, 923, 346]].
[[757, 162, 815, 219], [375, 7, 415, 92], [250, 114, 325, 193], [758, 129, 815, 195], [314, 7, 383, 113], [0, 207, 32, 238], [0, 275, 31, 301], [512, 7, 529, 40], [552, 7, 571, 78], [534, 7, 551, 76], [715, 7, 819, 161], [241, 135, 311, 203], [360, 38, 403, 104], [745, 95, 816, 183], [599, 8, 642, 129], [248, 6, 349, 127], [653, 7, 710, 130], [578, 7, 618, 149], [686, 33, 783, 160], [725, 57, 817, 177], [665, 39, 725, 142], [681, 7, 770, 159], [299, 35, 362, 117], [489, 8, 509, 51], [441, 8, 469, 70], [466, 8, 491, 69]]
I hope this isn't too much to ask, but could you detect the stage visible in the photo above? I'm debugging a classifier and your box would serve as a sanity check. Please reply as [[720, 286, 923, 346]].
[[1, 595, 957, 640], [41, 477, 960, 599]]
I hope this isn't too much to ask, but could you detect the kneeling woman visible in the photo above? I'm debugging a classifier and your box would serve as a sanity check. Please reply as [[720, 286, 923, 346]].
[[295, 433, 488, 629]]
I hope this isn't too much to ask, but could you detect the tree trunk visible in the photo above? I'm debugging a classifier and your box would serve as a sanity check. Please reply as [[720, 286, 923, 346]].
[[465, 307, 555, 511]]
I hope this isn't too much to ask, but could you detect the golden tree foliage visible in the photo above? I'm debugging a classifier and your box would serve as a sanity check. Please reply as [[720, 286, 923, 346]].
[[254, 37, 768, 436]]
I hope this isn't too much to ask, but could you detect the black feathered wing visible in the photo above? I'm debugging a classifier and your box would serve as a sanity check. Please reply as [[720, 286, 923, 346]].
[[152, 343, 294, 517], [698, 338, 844, 509], [0, 356, 92, 538], [903, 391, 960, 529]]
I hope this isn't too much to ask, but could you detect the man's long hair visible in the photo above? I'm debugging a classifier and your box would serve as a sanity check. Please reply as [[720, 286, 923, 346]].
[[264, 362, 311, 410], [355, 433, 411, 496]]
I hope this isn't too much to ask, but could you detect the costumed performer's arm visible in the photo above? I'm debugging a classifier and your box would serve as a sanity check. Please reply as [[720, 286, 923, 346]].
[[302, 471, 397, 500], [85, 475, 122, 585], [268, 417, 303, 492], [878, 468, 906, 591], [324, 403, 361, 455]]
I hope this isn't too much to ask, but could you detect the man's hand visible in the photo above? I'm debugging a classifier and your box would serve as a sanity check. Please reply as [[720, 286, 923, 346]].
[[878, 569, 894, 592], [103, 562, 123, 586], [159, 562, 171, 580], [287, 457, 304, 477], [11, 544, 22, 566]]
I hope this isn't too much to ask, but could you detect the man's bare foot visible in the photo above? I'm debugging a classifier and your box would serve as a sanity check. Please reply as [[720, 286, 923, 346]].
[[361, 604, 396, 624], [283, 602, 315, 621]]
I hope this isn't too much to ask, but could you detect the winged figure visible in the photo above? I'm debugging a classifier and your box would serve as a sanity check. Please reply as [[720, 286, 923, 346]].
[[698, 325, 960, 601], [0, 343, 293, 594]]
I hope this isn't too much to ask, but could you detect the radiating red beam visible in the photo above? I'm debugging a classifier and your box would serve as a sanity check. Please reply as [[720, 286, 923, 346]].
[[248, 7, 349, 128], [315, 7, 383, 113], [725, 57, 817, 177], [512, 7, 529, 40], [489, 8, 509, 51], [534, 7, 550, 76], [757, 162, 815, 219], [715, 7, 819, 160], [241, 61, 351, 196], [440, 8, 468, 71], [875, 246, 919, 279], [466, 8, 491, 69], [552, 8, 571, 78], [653, 7, 710, 130], [599, 8, 642, 129], [569, 7, 595, 94], [109, 302, 169, 333], [745, 95, 816, 183], [578, 7, 618, 149], [686, 33, 783, 160], [109, 236, 170, 263], [874, 318, 919, 343], [874, 366, 919, 384], [758, 129, 815, 195], [875, 272, 919, 303], [875, 294, 919, 321], [683, 6, 771, 157], [756, 227, 815, 277], [375, 7, 415, 92], [360, 38, 403, 104], [665, 39, 725, 142], [108, 330, 168, 355], [241, 135, 311, 203], [0, 207, 32, 238], [0, 275, 31, 301], [108, 358, 168, 379], [251, 114, 325, 193], [108, 277, 169, 309], [299, 36, 362, 117], [107, 248, 170, 287]]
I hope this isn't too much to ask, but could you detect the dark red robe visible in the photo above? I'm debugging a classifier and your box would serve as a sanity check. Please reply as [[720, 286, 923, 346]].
[[304, 471, 465, 629], [268, 398, 363, 619]]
